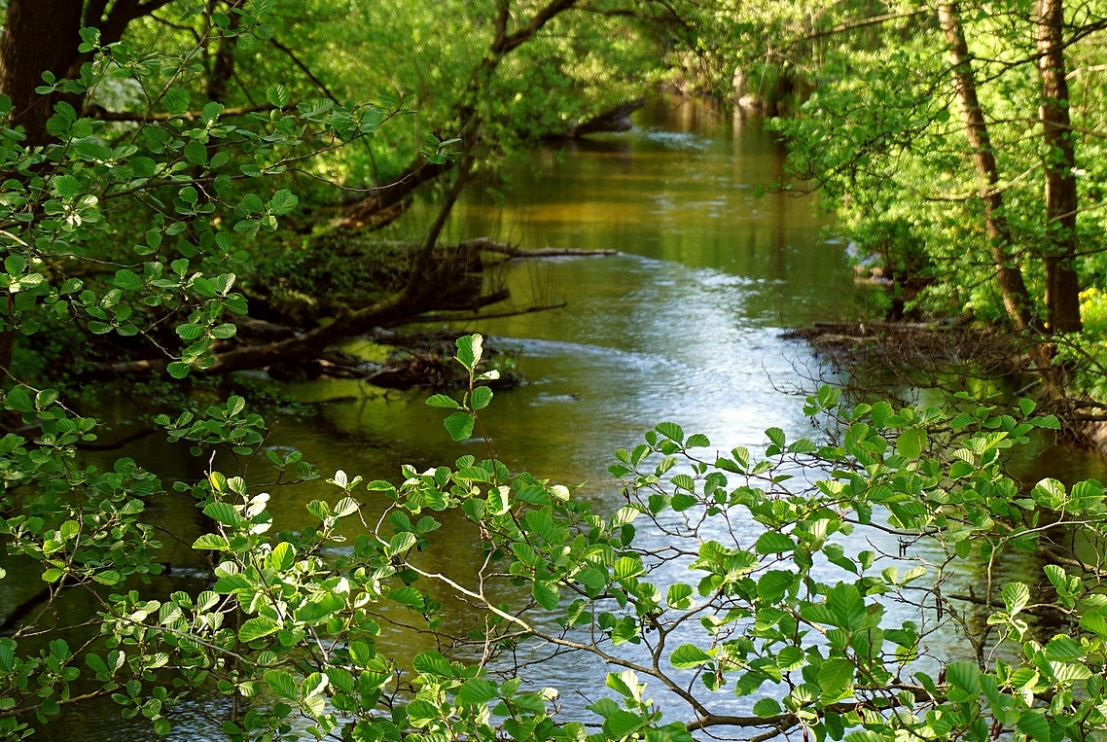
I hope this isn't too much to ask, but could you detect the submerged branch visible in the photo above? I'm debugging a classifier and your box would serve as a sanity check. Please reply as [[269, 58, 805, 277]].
[[461, 237, 617, 259]]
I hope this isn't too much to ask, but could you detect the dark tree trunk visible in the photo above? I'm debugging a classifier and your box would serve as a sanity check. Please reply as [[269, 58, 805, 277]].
[[0, 0, 177, 146], [938, 1, 1037, 332], [1037, 0, 1082, 334], [205, 0, 242, 104], [0, 0, 84, 146]]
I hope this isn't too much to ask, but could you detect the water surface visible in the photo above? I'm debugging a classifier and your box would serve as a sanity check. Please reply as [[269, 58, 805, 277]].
[[23, 97, 1069, 739]]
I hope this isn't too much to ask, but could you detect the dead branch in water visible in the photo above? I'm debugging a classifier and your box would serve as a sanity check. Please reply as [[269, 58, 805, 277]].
[[459, 237, 617, 259]]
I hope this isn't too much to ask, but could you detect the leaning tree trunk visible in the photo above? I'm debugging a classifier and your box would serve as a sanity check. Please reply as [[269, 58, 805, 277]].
[[1037, 0, 1082, 334], [938, 1, 1037, 332]]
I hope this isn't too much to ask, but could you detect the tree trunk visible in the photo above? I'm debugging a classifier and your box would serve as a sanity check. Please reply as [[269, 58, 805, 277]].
[[1037, 0, 1082, 334], [0, 0, 177, 146], [0, 0, 84, 146], [205, 0, 242, 104], [938, 1, 1037, 331], [338, 158, 453, 229]]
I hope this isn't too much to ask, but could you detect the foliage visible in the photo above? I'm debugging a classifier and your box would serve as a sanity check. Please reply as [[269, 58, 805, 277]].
[[5, 333, 1107, 742], [8, 1, 1107, 740], [757, 0, 1107, 337], [0, 0, 676, 387]]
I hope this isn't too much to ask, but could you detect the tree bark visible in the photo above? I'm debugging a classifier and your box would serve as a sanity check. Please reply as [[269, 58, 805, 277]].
[[938, 1, 1037, 331], [0, 0, 84, 146], [0, 0, 177, 146], [205, 0, 242, 105], [1037, 0, 1083, 333]]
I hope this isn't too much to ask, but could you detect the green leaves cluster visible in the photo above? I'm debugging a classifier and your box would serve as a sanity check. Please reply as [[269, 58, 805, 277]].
[[0, 2, 402, 382], [5, 322, 1107, 742], [425, 334, 500, 442]]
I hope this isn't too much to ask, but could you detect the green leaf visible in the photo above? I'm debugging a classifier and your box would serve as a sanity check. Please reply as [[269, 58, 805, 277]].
[[1034, 415, 1061, 430], [755, 531, 794, 554], [603, 710, 645, 738], [455, 334, 482, 371], [896, 428, 927, 459], [263, 543, 293, 571], [443, 412, 475, 442], [164, 88, 189, 114], [686, 433, 710, 448], [176, 323, 205, 340], [946, 661, 980, 701], [1017, 711, 1050, 742], [264, 670, 298, 699], [268, 189, 298, 215], [192, 533, 229, 550], [184, 141, 208, 165], [757, 570, 796, 601], [203, 502, 243, 526], [413, 651, 452, 677], [752, 698, 782, 718], [389, 586, 425, 610], [201, 101, 224, 123], [1002, 582, 1030, 616], [670, 644, 711, 669], [827, 583, 865, 629], [457, 679, 498, 706], [114, 269, 143, 291], [239, 616, 278, 642], [667, 583, 693, 609], [295, 593, 345, 622], [266, 84, 291, 108], [817, 658, 854, 700], [532, 580, 559, 610], [53, 175, 79, 199], [167, 362, 190, 379], [471, 385, 493, 410], [656, 421, 684, 443], [388, 532, 417, 556], [1044, 635, 1083, 662], [425, 394, 461, 410], [210, 323, 236, 339], [5, 386, 32, 412], [192, 277, 218, 297]]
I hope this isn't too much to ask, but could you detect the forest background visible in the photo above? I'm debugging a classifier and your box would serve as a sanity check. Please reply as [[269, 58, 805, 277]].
[[4, 1, 1107, 742]]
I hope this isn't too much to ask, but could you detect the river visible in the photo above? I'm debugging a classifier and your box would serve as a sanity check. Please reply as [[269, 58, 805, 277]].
[[14, 97, 1100, 739]]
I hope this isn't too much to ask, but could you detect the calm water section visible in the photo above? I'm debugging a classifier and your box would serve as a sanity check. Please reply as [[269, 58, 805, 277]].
[[26, 98, 1078, 738], [295, 98, 862, 487]]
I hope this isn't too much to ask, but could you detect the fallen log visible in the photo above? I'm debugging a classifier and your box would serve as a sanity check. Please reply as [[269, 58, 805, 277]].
[[459, 237, 616, 258], [566, 98, 645, 138]]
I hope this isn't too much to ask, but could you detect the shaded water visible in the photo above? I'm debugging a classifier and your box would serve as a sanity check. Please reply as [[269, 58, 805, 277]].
[[14, 98, 1099, 738]]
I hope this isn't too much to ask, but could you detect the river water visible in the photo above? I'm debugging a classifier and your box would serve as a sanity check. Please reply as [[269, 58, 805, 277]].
[[17, 97, 1100, 739]]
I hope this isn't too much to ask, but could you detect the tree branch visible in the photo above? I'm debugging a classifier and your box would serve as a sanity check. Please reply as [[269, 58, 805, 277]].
[[805, 8, 929, 40], [86, 102, 279, 122], [268, 36, 342, 104]]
